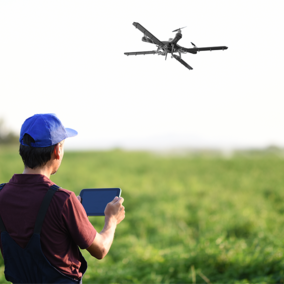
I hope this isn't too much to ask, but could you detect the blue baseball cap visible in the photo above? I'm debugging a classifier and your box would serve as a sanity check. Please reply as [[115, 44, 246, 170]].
[[19, 113, 78, 147]]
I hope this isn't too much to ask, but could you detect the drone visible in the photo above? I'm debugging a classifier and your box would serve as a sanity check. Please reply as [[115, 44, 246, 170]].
[[124, 22, 228, 70]]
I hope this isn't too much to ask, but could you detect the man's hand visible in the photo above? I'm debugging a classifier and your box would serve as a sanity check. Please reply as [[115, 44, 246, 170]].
[[86, 196, 125, 259], [104, 196, 125, 225]]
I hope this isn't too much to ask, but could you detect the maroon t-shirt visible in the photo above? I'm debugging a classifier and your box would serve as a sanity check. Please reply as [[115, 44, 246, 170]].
[[0, 174, 96, 279]]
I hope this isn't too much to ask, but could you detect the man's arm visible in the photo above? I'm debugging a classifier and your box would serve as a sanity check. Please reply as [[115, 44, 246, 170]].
[[86, 196, 125, 259]]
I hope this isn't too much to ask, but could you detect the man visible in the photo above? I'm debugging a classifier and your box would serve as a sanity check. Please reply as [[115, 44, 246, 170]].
[[0, 113, 125, 283]]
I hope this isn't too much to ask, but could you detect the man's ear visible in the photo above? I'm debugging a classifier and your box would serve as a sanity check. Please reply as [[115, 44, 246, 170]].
[[53, 144, 60, 159]]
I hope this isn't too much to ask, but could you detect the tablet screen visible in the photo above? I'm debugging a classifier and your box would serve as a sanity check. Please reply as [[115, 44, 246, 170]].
[[80, 188, 121, 216]]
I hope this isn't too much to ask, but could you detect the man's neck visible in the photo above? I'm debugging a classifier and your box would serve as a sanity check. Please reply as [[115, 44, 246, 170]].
[[23, 166, 52, 179]]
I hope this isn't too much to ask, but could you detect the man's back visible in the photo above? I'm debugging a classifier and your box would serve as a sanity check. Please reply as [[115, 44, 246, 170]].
[[0, 174, 96, 279]]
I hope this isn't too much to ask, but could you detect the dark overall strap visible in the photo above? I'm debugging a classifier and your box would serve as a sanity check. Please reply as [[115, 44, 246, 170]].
[[0, 183, 7, 232], [0, 183, 6, 189], [33, 184, 60, 234]]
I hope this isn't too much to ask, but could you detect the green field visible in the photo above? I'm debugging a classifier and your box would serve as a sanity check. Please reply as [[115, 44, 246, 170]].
[[0, 146, 284, 283]]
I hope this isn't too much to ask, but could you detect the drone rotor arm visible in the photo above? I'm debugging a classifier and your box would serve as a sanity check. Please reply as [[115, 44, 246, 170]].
[[132, 22, 164, 47], [180, 45, 228, 53], [194, 46, 228, 52], [124, 51, 157, 56], [176, 45, 197, 54], [173, 54, 193, 70]]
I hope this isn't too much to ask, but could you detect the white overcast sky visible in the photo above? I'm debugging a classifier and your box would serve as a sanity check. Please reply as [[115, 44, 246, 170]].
[[0, 0, 283, 150]]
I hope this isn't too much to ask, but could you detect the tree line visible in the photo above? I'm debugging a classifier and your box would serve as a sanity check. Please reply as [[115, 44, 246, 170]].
[[0, 119, 19, 144]]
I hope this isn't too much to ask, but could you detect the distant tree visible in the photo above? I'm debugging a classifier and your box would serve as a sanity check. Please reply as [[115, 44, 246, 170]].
[[0, 119, 19, 145]]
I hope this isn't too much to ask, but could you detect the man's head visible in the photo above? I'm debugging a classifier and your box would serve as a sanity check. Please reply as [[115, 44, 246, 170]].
[[19, 114, 77, 171]]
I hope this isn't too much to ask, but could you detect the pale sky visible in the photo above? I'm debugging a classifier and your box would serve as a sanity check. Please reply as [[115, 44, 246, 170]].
[[0, 1, 283, 150]]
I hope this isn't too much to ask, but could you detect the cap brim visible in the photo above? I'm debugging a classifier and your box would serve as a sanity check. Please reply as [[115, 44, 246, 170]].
[[65, 128, 78, 138]]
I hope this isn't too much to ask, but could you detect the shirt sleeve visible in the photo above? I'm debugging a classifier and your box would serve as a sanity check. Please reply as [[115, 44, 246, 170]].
[[61, 192, 97, 249]]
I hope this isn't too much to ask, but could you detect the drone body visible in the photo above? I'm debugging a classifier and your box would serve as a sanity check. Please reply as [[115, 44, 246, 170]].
[[124, 22, 228, 70]]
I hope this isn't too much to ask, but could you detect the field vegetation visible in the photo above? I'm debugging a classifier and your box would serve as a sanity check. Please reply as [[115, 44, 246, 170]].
[[0, 146, 284, 283]]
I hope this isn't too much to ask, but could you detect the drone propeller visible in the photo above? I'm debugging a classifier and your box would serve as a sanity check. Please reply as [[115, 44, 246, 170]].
[[172, 26, 186, 33]]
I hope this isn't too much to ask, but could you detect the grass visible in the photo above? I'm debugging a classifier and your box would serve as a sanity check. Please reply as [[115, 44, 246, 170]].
[[0, 146, 284, 283]]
